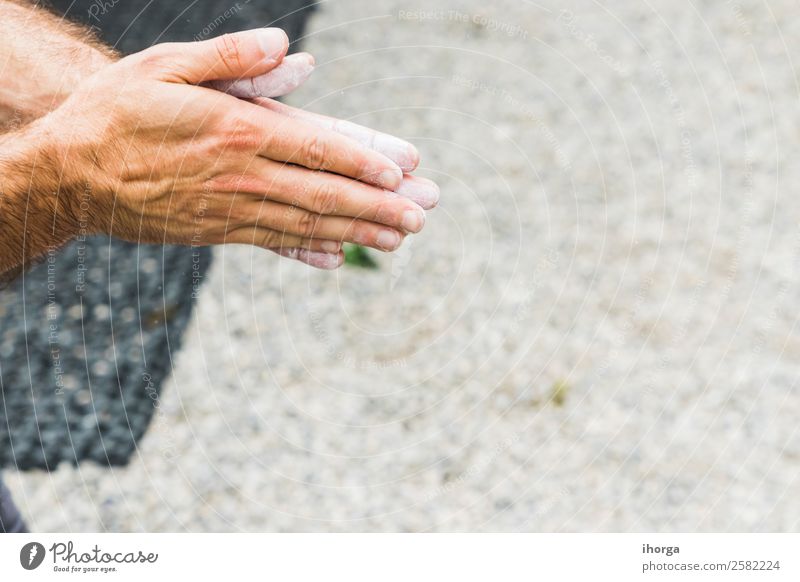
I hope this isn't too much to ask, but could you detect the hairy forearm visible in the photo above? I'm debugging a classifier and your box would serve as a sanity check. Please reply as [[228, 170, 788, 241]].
[[0, 1, 113, 277], [0, 0, 115, 124], [0, 121, 79, 278]]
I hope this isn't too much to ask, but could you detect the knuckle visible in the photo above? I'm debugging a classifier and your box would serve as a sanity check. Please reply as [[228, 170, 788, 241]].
[[372, 198, 395, 224], [214, 34, 244, 76], [227, 201, 252, 225], [294, 210, 320, 237], [353, 155, 375, 183], [319, 149, 338, 171], [127, 44, 170, 73], [310, 182, 341, 215], [218, 115, 261, 153], [130, 43, 198, 81], [226, 130, 260, 153], [300, 135, 328, 169], [257, 229, 279, 249]]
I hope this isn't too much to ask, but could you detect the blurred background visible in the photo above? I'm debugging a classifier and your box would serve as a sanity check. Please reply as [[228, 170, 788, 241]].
[[6, 0, 800, 531]]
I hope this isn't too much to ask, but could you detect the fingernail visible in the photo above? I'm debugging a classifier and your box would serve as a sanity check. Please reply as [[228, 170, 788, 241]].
[[401, 209, 425, 233], [320, 240, 341, 253], [376, 230, 400, 251], [257, 28, 289, 60], [374, 135, 419, 172], [396, 178, 440, 210], [377, 168, 403, 189]]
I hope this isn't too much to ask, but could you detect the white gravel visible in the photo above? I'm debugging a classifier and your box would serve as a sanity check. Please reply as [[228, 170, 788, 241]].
[[7, 0, 800, 531]]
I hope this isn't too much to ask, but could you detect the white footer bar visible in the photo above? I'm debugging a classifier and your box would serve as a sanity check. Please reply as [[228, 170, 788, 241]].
[[1, 533, 797, 580]]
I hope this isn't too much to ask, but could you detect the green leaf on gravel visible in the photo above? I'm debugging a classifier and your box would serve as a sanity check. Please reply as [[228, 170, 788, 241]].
[[344, 244, 379, 269]]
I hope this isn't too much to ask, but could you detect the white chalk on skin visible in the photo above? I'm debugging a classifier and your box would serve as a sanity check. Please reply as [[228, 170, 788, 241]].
[[211, 53, 315, 98], [395, 176, 440, 210], [207, 51, 437, 268], [253, 99, 421, 173], [270, 248, 343, 270]]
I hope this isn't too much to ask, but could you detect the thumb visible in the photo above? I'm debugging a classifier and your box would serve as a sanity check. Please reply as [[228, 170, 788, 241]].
[[138, 28, 289, 84]]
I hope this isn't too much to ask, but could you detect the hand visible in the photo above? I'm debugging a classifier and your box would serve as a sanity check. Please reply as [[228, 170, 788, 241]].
[[209, 51, 440, 268], [37, 29, 431, 269]]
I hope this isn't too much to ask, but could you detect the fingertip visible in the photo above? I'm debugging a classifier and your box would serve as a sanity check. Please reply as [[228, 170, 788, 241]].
[[401, 143, 420, 173], [300, 52, 316, 67], [373, 134, 420, 172], [376, 165, 404, 190], [257, 27, 289, 63], [401, 208, 426, 233], [374, 229, 403, 251], [396, 175, 440, 209], [285, 52, 315, 68]]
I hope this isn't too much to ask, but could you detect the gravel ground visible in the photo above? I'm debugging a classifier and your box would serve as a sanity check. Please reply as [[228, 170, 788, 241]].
[[7, 0, 800, 531]]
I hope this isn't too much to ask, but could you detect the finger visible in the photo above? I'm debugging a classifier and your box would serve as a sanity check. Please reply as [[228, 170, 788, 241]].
[[395, 175, 440, 210], [242, 199, 406, 251], [221, 226, 342, 253], [211, 53, 314, 98], [254, 97, 420, 172], [250, 107, 404, 189], [269, 248, 344, 270], [234, 159, 425, 232], [136, 28, 289, 84]]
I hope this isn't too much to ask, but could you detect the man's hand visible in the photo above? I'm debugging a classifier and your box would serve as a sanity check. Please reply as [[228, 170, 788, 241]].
[[0, 0, 439, 271], [15, 29, 430, 270]]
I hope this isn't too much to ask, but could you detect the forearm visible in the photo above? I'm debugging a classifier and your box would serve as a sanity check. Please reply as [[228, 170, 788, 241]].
[[0, 0, 115, 124], [0, 121, 79, 277], [0, 1, 110, 276]]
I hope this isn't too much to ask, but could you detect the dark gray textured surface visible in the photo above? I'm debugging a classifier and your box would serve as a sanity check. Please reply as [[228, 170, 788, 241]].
[[0, 238, 212, 469], [0, 0, 315, 470]]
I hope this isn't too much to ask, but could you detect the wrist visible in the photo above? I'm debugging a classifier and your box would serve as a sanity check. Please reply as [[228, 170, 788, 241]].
[[61, 49, 115, 100], [35, 49, 115, 118], [1, 121, 87, 242], [0, 127, 71, 274], [32, 114, 110, 239], [0, 43, 115, 121]]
